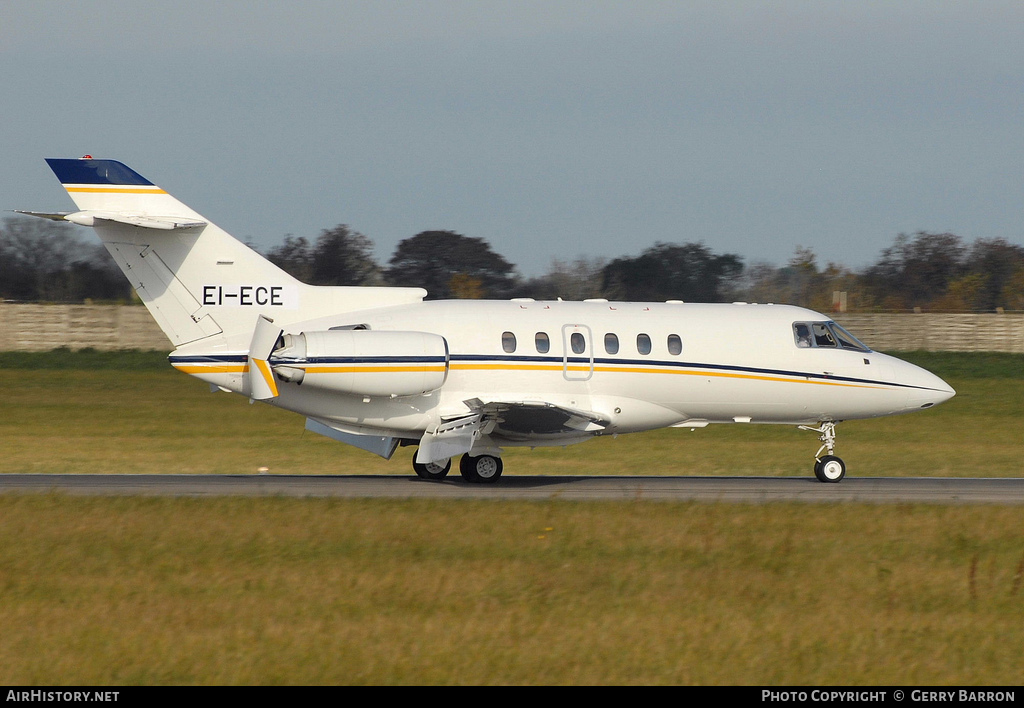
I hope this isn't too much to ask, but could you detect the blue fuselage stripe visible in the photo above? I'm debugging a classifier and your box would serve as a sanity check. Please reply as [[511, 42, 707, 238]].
[[168, 353, 939, 392]]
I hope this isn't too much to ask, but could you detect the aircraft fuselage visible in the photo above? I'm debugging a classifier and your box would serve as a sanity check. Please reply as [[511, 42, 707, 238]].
[[171, 299, 954, 448]]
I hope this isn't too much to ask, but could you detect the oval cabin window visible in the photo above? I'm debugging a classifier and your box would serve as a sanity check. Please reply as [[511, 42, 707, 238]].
[[502, 331, 517, 353], [571, 332, 586, 354], [605, 333, 619, 355], [637, 333, 652, 355], [667, 334, 682, 355], [535, 332, 550, 353]]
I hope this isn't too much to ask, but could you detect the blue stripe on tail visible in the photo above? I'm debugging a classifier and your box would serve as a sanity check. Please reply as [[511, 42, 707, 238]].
[[45, 158, 153, 186]]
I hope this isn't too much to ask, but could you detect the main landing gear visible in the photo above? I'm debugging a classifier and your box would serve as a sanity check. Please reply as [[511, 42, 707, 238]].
[[459, 454, 503, 483], [799, 421, 846, 483], [412, 454, 503, 483], [412, 457, 451, 481]]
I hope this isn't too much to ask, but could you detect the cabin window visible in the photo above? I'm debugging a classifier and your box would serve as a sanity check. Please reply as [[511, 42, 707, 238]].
[[535, 332, 550, 353], [667, 334, 682, 355], [604, 333, 619, 355], [637, 333, 652, 355], [502, 331, 517, 353], [570, 332, 586, 354]]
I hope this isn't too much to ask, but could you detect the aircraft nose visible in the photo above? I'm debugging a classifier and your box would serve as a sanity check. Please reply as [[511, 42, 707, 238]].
[[898, 360, 956, 410]]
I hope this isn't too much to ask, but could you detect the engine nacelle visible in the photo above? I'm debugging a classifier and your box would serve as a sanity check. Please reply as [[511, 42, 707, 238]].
[[273, 329, 449, 397]]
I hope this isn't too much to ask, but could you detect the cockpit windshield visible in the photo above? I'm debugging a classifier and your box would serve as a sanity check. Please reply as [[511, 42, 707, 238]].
[[793, 321, 871, 352]]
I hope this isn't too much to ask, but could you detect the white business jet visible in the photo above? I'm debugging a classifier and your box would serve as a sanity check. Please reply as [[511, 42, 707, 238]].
[[21, 157, 955, 483]]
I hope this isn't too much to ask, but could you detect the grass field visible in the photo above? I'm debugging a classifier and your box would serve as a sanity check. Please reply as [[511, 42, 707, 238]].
[[0, 350, 1022, 685], [0, 495, 1021, 685], [1, 349, 1022, 477]]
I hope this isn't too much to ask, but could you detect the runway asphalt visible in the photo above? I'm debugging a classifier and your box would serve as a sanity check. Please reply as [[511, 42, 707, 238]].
[[1, 474, 1023, 504]]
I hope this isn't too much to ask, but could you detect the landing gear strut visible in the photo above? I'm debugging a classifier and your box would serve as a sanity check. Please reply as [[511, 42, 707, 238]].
[[799, 421, 846, 483]]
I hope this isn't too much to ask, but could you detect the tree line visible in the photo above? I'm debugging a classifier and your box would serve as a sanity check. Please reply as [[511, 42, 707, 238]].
[[3, 214, 1024, 312]]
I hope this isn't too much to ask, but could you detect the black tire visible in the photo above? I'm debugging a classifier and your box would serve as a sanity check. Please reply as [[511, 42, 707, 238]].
[[413, 457, 451, 481], [814, 455, 846, 483], [459, 454, 503, 483], [458, 454, 476, 481]]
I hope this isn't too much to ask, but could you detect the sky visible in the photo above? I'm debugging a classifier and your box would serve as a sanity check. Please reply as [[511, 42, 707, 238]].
[[3, 1, 1024, 277]]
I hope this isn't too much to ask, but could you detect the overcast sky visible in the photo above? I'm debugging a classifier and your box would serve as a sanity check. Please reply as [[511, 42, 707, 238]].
[[4, 1, 1024, 276]]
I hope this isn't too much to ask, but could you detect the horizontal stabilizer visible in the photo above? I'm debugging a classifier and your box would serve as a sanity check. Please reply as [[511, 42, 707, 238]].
[[13, 210, 72, 221], [92, 213, 206, 230], [15, 209, 206, 231]]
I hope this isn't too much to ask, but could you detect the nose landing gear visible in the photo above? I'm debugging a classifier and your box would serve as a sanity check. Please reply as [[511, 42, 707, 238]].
[[800, 421, 846, 483]]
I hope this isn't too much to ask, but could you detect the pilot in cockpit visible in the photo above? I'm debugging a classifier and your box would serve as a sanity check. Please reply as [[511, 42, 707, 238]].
[[795, 323, 812, 348]]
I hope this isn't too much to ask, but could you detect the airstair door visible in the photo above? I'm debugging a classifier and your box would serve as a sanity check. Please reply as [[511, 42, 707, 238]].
[[561, 324, 594, 381]]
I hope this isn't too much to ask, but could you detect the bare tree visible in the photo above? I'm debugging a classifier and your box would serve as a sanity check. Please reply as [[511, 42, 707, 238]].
[[0, 216, 128, 301]]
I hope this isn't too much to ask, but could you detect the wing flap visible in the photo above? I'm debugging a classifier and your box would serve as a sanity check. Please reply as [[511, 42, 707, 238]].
[[415, 413, 483, 464], [469, 400, 608, 441]]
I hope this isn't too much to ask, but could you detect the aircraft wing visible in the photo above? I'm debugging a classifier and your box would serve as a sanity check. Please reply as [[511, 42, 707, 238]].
[[416, 399, 608, 464], [469, 399, 608, 441]]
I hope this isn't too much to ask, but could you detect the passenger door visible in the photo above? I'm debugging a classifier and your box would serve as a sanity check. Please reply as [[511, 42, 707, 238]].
[[561, 324, 594, 381]]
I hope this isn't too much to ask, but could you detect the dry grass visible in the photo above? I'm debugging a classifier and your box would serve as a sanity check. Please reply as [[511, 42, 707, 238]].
[[1, 354, 1021, 685], [0, 495, 1020, 685], [0, 365, 1020, 477]]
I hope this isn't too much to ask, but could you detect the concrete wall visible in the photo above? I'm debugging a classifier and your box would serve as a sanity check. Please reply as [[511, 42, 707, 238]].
[[0, 303, 172, 351], [2, 302, 1024, 353], [834, 313, 1024, 353]]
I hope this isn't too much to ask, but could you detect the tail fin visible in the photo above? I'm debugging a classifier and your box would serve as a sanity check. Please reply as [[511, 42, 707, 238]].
[[37, 157, 299, 346], [30, 157, 425, 348]]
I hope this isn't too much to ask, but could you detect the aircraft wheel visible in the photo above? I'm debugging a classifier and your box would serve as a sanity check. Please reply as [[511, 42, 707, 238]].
[[814, 455, 846, 483], [458, 454, 476, 481], [459, 454, 503, 483], [413, 457, 451, 481]]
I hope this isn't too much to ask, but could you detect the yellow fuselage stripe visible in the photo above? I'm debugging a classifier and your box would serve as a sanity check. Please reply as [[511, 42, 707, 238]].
[[172, 361, 889, 391], [448, 362, 888, 390], [173, 365, 247, 374], [302, 366, 447, 374], [171, 364, 445, 375], [65, 187, 168, 194]]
